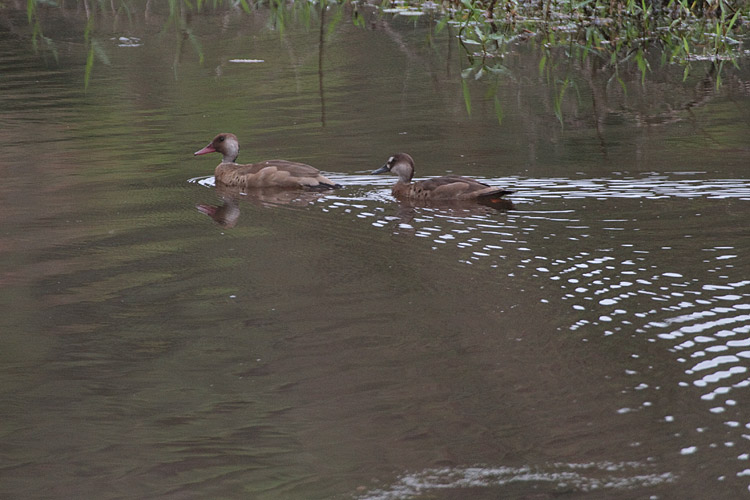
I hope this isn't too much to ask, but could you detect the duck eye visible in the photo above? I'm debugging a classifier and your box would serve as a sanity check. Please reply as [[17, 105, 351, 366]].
[[218, 136, 225, 142]]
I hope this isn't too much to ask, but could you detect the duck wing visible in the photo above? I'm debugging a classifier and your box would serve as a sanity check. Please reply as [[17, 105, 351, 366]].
[[216, 160, 339, 189], [417, 176, 512, 200]]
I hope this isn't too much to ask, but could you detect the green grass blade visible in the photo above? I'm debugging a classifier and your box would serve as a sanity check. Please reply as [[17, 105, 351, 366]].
[[461, 78, 472, 115]]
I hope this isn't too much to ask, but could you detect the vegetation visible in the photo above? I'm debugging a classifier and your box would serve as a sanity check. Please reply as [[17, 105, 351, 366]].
[[428, 0, 749, 86], [19, 0, 749, 115]]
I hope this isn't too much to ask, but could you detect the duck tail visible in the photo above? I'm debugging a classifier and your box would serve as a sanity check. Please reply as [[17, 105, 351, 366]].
[[477, 189, 513, 200], [311, 182, 342, 191], [477, 189, 514, 209]]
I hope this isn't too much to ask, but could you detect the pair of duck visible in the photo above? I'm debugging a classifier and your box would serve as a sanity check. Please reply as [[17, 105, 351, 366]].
[[194, 133, 513, 205]]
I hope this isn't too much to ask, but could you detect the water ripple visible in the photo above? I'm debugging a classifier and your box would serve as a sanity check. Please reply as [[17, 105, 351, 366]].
[[189, 172, 749, 488], [510, 176, 750, 200], [356, 462, 675, 499], [190, 173, 750, 201]]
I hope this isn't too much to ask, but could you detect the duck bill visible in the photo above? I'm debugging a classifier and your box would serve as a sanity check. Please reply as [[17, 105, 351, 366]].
[[194, 144, 216, 156], [372, 164, 389, 175], [196, 204, 218, 216]]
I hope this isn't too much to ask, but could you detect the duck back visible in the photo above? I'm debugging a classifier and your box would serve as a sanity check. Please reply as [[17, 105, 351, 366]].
[[215, 160, 338, 189], [394, 175, 512, 202]]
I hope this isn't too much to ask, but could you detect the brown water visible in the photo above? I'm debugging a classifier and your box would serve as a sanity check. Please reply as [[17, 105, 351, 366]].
[[1, 3, 750, 499]]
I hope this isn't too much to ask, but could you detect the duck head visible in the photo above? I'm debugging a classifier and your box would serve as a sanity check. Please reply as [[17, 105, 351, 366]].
[[194, 133, 240, 163], [372, 152, 414, 183]]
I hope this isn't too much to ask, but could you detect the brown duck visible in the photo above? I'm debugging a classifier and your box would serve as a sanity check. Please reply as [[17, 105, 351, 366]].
[[373, 153, 513, 205], [194, 133, 339, 189]]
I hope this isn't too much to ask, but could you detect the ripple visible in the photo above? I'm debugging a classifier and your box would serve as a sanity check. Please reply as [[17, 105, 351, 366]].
[[502, 176, 750, 200], [186, 172, 750, 427], [356, 462, 675, 499], [191, 174, 750, 201], [187, 175, 215, 188]]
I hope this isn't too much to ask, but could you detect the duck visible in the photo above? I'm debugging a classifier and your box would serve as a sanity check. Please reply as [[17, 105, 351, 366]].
[[373, 153, 513, 206], [194, 133, 339, 190]]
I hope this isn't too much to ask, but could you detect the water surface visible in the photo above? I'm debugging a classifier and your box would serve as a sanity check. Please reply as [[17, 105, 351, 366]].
[[1, 3, 750, 499]]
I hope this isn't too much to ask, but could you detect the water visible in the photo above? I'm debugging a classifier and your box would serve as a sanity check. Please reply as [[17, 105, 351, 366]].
[[1, 3, 749, 499]]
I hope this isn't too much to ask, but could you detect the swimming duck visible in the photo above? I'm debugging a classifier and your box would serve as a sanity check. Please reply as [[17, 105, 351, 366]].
[[373, 153, 513, 205], [194, 133, 339, 189]]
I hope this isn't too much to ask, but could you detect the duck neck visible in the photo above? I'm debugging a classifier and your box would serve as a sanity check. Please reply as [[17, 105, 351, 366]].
[[222, 141, 240, 163], [391, 163, 413, 184]]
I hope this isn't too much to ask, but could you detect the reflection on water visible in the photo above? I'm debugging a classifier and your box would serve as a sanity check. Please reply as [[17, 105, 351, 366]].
[[196, 196, 241, 228]]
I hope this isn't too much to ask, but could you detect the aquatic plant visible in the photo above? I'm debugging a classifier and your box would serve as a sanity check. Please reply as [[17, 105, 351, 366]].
[[430, 0, 748, 83], [387, 0, 746, 123], [19, 0, 747, 124]]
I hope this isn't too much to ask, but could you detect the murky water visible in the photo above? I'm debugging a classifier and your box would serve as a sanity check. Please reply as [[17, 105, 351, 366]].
[[1, 3, 749, 499]]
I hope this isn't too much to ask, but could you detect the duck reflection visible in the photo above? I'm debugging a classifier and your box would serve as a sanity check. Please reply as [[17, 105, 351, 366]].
[[196, 195, 241, 228], [398, 196, 515, 212], [381, 198, 513, 236], [196, 185, 332, 228]]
